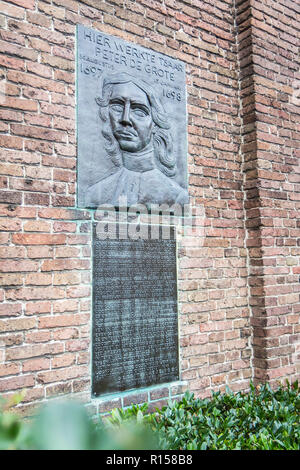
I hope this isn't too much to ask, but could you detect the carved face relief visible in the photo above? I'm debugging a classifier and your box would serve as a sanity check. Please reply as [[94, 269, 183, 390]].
[[77, 25, 188, 208], [108, 82, 154, 153]]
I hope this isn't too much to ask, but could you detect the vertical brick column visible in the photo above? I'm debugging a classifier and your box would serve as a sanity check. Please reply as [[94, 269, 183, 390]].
[[252, 0, 300, 385], [236, 0, 267, 384], [236, 0, 300, 385]]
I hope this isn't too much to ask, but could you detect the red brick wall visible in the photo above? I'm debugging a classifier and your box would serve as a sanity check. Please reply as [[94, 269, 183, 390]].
[[178, 0, 251, 395], [237, 0, 300, 386], [0, 0, 299, 416]]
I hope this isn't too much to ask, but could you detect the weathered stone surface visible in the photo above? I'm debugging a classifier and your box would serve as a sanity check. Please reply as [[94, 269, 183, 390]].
[[77, 25, 188, 208]]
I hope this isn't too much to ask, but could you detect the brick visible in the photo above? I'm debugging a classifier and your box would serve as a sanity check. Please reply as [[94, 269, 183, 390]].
[[53, 170, 75, 183], [11, 124, 67, 143], [13, 234, 66, 245], [1, 97, 37, 112], [53, 222, 77, 232], [51, 195, 75, 207], [25, 273, 52, 286], [5, 287, 65, 301], [72, 378, 90, 393], [98, 398, 122, 413], [25, 301, 51, 315], [52, 299, 78, 313], [38, 208, 72, 219], [24, 193, 50, 206], [38, 314, 88, 329], [23, 221, 51, 233], [43, 155, 76, 169], [0, 39, 38, 61], [24, 113, 52, 129], [21, 387, 45, 402], [0, 30, 25, 47], [0, 303, 22, 317], [66, 339, 89, 352], [0, 135, 23, 150], [51, 353, 76, 369], [10, 177, 52, 193], [0, 219, 21, 231], [41, 53, 74, 72], [54, 0, 78, 12], [0, 53, 24, 69], [0, 260, 39, 272], [37, 365, 89, 384], [6, 342, 64, 361], [8, 0, 35, 8], [41, 259, 89, 271], [0, 176, 7, 188], [38, 1, 65, 20], [171, 383, 188, 396], [7, 70, 65, 93], [150, 387, 169, 400], [25, 330, 51, 343], [0, 149, 40, 165], [54, 143, 76, 156], [26, 11, 52, 29], [22, 87, 49, 103], [0, 109, 23, 122], [0, 375, 35, 393], [0, 317, 36, 332], [52, 328, 79, 340], [45, 382, 72, 397], [0, 273, 23, 286], [0, 163, 23, 177], [12, 402, 41, 418], [67, 286, 90, 298], [0, 363, 20, 377], [0, 1, 24, 19], [26, 246, 54, 258], [0, 333, 23, 346], [77, 351, 89, 364], [123, 392, 148, 407], [25, 167, 51, 180], [53, 272, 80, 285], [67, 234, 89, 245], [55, 246, 79, 258], [53, 116, 75, 131], [148, 399, 168, 413], [40, 103, 74, 119], [27, 37, 52, 53], [23, 358, 50, 372], [0, 233, 9, 244]]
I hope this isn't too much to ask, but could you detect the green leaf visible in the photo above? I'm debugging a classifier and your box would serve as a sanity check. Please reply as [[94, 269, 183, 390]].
[[136, 410, 144, 424]]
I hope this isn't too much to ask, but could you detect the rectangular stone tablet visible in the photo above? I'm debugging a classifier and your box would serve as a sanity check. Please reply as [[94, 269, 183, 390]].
[[77, 25, 188, 209], [92, 224, 179, 396]]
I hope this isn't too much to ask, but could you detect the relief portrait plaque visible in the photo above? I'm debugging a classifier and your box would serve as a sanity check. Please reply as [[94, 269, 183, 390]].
[[76, 25, 189, 208], [92, 224, 179, 396]]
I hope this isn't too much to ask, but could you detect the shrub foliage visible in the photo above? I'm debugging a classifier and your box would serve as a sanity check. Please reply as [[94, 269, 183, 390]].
[[0, 381, 299, 450], [109, 381, 300, 450]]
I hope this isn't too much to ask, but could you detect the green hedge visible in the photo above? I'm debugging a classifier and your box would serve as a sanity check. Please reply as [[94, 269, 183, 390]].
[[0, 381, 299, 450], [108, 381, 300, 450]]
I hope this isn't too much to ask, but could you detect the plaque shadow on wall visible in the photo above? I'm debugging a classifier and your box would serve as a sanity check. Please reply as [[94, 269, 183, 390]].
[[92, 224, 179, 396]]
